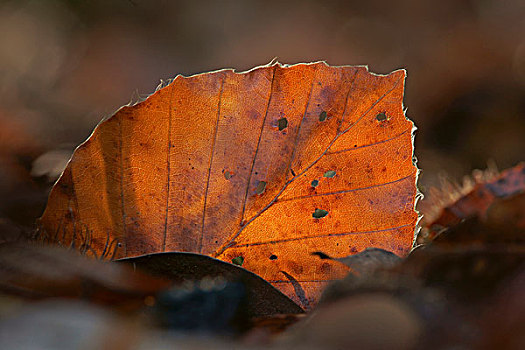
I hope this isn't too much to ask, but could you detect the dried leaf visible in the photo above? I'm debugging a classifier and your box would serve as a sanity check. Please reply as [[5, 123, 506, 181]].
[[38, 62, 418, 307], [117, 252, 303, 317], [0, 242, 169, 308], [420, 163, 525, 243]]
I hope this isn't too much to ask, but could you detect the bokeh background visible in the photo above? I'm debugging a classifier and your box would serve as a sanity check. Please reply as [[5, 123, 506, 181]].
[[1, 0, 524, 234]]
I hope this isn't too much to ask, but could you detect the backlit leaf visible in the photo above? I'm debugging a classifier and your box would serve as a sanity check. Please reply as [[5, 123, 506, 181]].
[[38, 62, 418, 308]]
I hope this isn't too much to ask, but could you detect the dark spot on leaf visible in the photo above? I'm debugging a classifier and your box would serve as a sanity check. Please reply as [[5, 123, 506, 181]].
[[231, 256, 244, 266], [255, 181, 267, 195], [323, 170, 336, 178], [319, 111, 327, 122], [312, 251, 331, 259], [376, 112, 388, 122], [312, 209, 329, 219], [269, 254, 277, 260], [311, 179, 319, 187], [224, 170, 232, 180], [278, 117, 288, 131], [291, 169, 296, 177]]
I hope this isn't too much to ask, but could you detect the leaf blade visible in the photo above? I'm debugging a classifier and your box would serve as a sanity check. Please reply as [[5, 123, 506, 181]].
[[39, 62, 418, 308]]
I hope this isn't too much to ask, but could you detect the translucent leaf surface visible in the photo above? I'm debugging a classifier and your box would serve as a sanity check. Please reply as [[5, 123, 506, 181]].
[[39, 62, 418, 307]]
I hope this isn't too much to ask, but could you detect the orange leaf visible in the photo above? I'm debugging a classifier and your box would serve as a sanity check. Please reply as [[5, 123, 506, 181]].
[[38, 62, 418, 307]]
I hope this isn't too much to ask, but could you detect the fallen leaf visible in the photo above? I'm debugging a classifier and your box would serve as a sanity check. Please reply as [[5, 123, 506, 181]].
[[419, 163, 525, 242], [0, 242, 169, 309], [116, 252, 303, 317], [486, 193, 525, 230], [429, 195, 525, 248], [38, 62, 418, 307]]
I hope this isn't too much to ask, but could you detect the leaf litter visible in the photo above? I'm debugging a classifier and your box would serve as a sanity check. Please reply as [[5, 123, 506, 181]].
[[0, 63, 522, 348]]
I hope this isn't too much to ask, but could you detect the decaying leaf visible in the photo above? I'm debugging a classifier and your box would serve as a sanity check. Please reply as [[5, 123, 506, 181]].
[[116, 252, 303, 317], [38, 62, 418, 307], [419, 163, 525, 243], [0, 242, 169, 308]]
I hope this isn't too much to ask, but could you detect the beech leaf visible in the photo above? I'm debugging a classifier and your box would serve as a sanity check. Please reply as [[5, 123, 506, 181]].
[[38, 62, 418, 307]]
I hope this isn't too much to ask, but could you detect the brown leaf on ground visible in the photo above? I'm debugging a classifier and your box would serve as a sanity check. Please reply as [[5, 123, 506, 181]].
[[419, 163, 525, 243], [38, 62, 418, 307], [117, 252, 303, 317], [0, 242, 169, 310]]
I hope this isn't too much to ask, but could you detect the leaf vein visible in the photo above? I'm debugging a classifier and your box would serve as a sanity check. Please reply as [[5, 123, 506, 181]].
[[200, 77, 225, 253], [233, 222, 413, 248], [118, 118, 127, 255], [279, 172, 414, 203], [326, 129, 410, 155], [214, 75, 403, 257], [239, 66, 277, 224], [162, 87, 175, 251], [285, 67, 317, 178], [338, 69, 360, 131]]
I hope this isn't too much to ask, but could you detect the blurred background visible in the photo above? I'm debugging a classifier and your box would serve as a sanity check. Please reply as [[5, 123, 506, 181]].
[[1, 0, 524, 234]]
